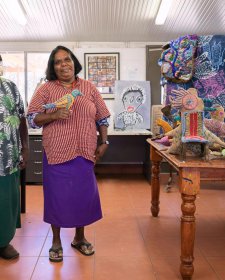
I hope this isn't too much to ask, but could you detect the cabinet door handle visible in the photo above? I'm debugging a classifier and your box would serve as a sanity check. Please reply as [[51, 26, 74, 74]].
[[34, 172, 42, 175], [34, 150, 42, 153], [34, 139, 42, 142], [34, 161, 42, 164]]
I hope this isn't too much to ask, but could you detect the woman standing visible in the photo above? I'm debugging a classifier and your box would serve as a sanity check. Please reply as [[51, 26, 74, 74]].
[[27, 46, 110, 262], [0, 55, 29, 260]]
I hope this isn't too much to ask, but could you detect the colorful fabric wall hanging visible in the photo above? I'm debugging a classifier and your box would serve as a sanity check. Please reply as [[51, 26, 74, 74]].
[[193, 35, 225, 104], [158, 34, 198, 83]]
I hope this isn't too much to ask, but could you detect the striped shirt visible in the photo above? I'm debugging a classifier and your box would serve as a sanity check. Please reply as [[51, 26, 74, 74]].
[[27, 77, 110, 164]]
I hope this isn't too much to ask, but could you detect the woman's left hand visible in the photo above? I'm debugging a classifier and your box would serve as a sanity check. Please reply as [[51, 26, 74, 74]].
[[94, 144, 108, 163], [19, 147, 29, 169]]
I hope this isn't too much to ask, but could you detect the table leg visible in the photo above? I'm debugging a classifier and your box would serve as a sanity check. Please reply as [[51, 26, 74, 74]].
[[179, 168, 200, 280], [180, 193, 196, 279], [150, 146, 162, 217]]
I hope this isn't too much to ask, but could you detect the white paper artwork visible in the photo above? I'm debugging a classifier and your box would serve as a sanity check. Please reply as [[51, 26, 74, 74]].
[[114, 80, 151, 130]]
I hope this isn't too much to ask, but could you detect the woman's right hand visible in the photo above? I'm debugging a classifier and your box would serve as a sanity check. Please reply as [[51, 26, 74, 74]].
[[52, 108, 71, 120], [33, 108, 71, 126]]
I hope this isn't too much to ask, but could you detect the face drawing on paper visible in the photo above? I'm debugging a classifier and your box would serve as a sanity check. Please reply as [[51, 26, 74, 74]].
[[122, 89, 143, 112], [117, 85, 145, 129]]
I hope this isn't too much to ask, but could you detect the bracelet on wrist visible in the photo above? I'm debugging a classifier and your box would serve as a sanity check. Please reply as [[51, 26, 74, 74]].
[[101, 140, 109, 145]]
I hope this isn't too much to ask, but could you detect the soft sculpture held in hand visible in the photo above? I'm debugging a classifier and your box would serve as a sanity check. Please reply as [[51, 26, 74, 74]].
[[43, 89, 82, 110]]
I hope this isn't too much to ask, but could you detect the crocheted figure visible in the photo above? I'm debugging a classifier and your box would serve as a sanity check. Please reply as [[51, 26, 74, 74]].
[[156, 118, 173, 133], [204, 118, 225, 138], [165, 124, 225, 155], [169, 88, 204, 112], [43, 90, 82, 110], [165, 88, 225, 156], [154, 136, 171, 146], [203, 105, 225, 137]]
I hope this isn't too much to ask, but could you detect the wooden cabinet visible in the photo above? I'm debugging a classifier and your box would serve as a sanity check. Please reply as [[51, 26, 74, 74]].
[[26, 133, 150, 184], [95, 135, 150, 177], [98, 135, 149, 163], [26, 136, 43, 183]]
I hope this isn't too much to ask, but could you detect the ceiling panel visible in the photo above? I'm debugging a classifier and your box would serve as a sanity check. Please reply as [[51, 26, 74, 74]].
[[0, 0, 224, 42]]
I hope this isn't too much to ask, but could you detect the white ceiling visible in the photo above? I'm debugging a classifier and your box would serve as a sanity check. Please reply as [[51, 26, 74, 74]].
[[0, 0, 225, 43]]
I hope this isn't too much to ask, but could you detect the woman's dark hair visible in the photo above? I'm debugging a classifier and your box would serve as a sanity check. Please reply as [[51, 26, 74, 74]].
[[45, 45, 82, 81]]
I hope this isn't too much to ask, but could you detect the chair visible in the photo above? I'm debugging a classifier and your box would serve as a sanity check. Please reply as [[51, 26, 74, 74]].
[[181, 111, 209, 160]]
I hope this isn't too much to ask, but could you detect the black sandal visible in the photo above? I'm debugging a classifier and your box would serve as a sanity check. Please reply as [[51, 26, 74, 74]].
[[71, 241, 95, 256], [49, 247, 63, 262]]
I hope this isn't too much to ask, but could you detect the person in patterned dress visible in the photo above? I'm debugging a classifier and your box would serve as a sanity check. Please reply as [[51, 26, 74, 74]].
[[0, 55, 29, 259]]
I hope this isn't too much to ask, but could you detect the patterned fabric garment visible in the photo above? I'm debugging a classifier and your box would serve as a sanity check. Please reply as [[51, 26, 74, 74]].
[[0, 77, 25, 176], [27, 77, 110, 164]]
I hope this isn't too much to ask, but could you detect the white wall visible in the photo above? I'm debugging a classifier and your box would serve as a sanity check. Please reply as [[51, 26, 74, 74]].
[[74, 47, 146, 131], [0, 41, 146, 81], [75, 47, 146, 81]]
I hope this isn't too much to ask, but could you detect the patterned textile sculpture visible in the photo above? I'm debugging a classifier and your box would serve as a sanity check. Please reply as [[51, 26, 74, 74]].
[[204, 105, 225, 138], [158, 34, 198, 83], [181, 111, 208, 160], [165, 88, 225, 156], [162, 35, 225, 112], [156, 119, 173, 133], [43, 90, 82, 110]]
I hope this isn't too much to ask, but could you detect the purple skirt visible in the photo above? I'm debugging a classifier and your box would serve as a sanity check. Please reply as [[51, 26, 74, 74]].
[[43, 153, 102, 228]]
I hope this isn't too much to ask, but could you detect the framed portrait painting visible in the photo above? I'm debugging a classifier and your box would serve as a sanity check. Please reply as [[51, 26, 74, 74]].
[[84, 53, 120, 95]]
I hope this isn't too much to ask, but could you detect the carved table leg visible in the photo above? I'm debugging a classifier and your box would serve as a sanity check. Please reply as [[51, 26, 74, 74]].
[[179, 168, 200, 280], [150, 146, 162, 217], [151, 160, 161, 216], [180, 193, 196, 280]]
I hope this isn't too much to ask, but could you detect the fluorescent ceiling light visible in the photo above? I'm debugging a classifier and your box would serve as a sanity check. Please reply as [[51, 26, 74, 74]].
[[5, 0, 27, 26], [155, 0, 172, 25]]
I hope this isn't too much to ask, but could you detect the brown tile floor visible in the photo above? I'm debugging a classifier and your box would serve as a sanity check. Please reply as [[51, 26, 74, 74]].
[[1, 174, 225, 279]]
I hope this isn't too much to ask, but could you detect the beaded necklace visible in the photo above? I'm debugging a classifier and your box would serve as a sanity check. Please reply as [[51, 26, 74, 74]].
[[56, 79, 77, 90]]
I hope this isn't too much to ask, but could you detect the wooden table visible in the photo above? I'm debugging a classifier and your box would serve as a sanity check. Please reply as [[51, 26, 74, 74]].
[[147, 139, 225, 280]]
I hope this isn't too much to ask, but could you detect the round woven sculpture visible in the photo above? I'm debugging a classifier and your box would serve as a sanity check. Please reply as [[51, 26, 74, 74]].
[[182, 93, 198, 110]]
